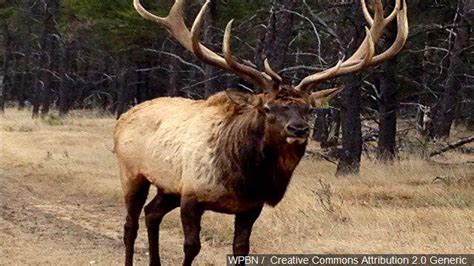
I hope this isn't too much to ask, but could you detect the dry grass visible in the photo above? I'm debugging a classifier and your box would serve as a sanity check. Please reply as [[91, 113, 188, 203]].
[[1, 108, 473, 265]]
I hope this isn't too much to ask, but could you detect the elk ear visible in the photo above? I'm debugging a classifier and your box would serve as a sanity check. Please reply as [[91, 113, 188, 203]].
[[226, 89, 261, 107], [309, 87, 343, 108]]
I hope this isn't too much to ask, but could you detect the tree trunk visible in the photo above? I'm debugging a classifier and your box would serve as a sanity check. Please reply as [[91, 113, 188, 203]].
[[201, 0, 218, 96], [0, 75, 4, 113], [1, 23, 13, 113], [416, 43, 433, 137], [116, 71, 129, 119], [31, 72, 41, 118], [336, 75, 362, 176], [39, 0, 61, 117], [429, 0, 471, 139], [312, 109, 330, 145], [255, 0, 298, 83], [376, 20, 398, 162], [377, 65, 398, 161], [116, 55, 130, 119], [59, 46, 71, 117], [456, 0, 473, 128], [167, 41, 181, 96], [335, 3, 364, 176], [18, 66, 28, 110]]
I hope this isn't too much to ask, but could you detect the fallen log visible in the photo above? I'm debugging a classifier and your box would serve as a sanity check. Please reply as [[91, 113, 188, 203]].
[[430, 136, 474, 157]]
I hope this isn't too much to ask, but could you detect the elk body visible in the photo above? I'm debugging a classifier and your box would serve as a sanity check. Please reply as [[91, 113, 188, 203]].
[[114, 0, 408, 265]]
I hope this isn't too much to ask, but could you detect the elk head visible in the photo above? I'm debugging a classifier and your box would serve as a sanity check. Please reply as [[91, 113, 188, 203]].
[[223, 86, 343, 144], [133, 0, 408, 145]]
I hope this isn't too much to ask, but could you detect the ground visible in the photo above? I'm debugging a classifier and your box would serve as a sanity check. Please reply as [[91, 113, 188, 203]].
[[1, 109, 473, 265]]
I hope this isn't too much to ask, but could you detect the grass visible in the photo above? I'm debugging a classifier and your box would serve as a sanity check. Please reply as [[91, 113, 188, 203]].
[[1, 108, 473, 265]]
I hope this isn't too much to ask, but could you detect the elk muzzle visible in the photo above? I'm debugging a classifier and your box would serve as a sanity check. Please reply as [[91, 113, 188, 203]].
[[285, 123, 310, 144]]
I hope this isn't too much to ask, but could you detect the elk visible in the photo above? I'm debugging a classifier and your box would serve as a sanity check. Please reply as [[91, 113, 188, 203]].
[[115, 0, 408, 265]]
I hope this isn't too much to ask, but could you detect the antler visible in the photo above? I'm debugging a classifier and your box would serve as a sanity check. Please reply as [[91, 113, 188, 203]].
[[133, 0, 281, 91], [295, 0, 409, 91]]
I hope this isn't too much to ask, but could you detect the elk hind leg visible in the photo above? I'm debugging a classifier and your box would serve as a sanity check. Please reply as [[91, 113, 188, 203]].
[[145, 189, 180, 266], [123, 175, 150, 266], [180, 196, 204, 266]]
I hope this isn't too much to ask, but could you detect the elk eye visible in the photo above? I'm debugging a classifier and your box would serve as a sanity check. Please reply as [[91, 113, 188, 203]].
[[263, 104, 271, 112]]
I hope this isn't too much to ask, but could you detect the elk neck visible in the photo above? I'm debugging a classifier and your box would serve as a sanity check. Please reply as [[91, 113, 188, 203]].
[[210, 103, 307, 207]]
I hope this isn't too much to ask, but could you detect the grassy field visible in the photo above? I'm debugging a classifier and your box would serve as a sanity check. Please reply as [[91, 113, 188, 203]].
[[1, 108, 473, 265]]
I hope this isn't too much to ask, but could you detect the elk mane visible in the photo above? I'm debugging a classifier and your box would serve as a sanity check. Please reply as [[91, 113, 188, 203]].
[[207, 93, 305, 206]]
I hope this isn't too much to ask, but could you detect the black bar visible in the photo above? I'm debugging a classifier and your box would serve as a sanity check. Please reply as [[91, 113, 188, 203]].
[[226, 254, 473, 266]]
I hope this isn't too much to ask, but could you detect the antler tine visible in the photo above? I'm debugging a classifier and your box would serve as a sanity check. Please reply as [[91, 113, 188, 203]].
[[264, 59, 283, 83], [263, 59, 282, 90], [339, 27, 375, 69], [295, 28, 375, 91], [294, 60, 343, 91], [345, 0, 384, 63], [133, 0, 168, 25], [370, 0, 408, 66], [361, 0, 374, 26], [295, 0, 408, 91], [134, 0, 199, 54], [222, 20, 274, 90], [135, 0, 280, 91], [190, 0, 229, 68], [361, 0, 401, 29], [384, 0, 402, 26]]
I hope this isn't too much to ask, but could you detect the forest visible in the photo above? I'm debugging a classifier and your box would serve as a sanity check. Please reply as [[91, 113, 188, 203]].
[[1, 0, 473, 175], [1, 1, 473, 264]]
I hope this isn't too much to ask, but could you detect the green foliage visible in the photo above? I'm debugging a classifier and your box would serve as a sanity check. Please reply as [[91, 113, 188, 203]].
[[60, 0, 169, 52], [2, 0, 472, 126], [1, 4, 30, 36], [54, 0, 271, 57], [216, 0, 268, 24], [0, 5, 17, 22]]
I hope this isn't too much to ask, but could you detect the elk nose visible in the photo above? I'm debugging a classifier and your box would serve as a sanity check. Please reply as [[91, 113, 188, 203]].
[[286, 124, 310, 137]]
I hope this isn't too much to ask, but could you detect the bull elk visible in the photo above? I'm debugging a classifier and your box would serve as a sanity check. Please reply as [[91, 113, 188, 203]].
[[114, 0, 408, 265]]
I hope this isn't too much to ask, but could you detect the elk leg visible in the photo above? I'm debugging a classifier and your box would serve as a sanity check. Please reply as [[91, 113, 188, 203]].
[[180, 196, 204, 266], [123, 180, 150, 266], [233, 206, 263, 256], [145, 190, 180, 266]]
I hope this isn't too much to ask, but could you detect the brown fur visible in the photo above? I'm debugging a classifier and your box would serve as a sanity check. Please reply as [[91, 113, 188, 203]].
[[126, 0, 408, 262], [210, 89, 308, 208], [114, 86, 339, 265]]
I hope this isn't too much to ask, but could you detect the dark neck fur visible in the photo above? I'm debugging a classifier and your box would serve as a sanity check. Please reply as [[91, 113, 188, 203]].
[[212, 107, 307, 206]]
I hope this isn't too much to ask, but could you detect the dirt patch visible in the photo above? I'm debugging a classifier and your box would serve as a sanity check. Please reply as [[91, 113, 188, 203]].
[[1, 109, 473, 265]]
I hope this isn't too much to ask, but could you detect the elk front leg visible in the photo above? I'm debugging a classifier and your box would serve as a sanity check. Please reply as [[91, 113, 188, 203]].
[[180, 196, 204, 266], [233, 206, 263, 256]]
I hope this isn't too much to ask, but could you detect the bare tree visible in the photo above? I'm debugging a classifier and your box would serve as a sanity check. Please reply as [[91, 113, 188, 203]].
[[37, 0, 61, 117], [429, 0, 472, 139], [256, 0, 299, 80], [200, 0, 219, 96], [377, 17, 398, 161], [0, 23, 12, 113], [336, 3, 364, 176]]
